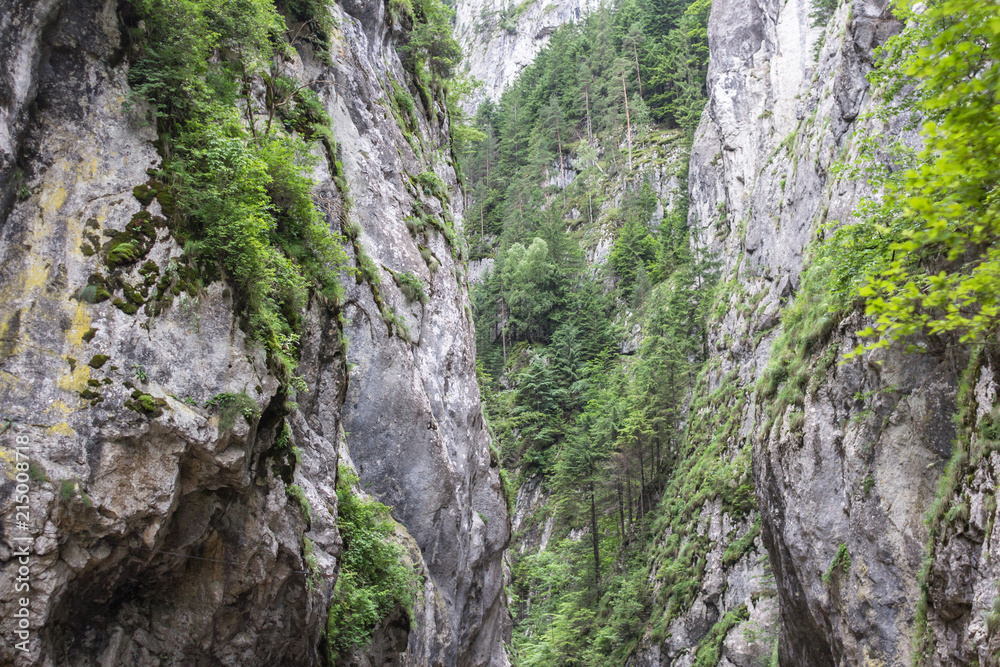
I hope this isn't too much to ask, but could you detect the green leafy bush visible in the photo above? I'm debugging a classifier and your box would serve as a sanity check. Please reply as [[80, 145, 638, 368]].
[[413, 170, 449, 201], [393, 271, 428, 304], [326, 466, 417, 662], [843, 0, 1000, 352], [127, 0, 349, 381], [205, 391, 259, 430], [822, 543, 851, 584], [404, 0, 463, 79], [286, 484, 312, 523]]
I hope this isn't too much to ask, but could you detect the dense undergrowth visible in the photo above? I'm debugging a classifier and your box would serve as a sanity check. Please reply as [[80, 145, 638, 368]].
[[125, 0, 350, 382], [470, 0, 1000, 661]]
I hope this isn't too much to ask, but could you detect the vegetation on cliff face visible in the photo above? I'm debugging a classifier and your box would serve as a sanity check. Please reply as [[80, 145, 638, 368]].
[[819, 0, 1000, 352], [467, 0, 1000, 660], [125, 0, 351, 381], [121, 0, 457, 660], [124, 0, 463, 384], [460, 0, 710, 261], [326, 467, 419, 662]]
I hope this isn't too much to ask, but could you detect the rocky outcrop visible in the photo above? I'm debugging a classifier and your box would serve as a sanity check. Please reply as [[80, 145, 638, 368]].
[[0, 0, 509, 665], [677, 0, 998, 663], [455, 0, 602, 110]]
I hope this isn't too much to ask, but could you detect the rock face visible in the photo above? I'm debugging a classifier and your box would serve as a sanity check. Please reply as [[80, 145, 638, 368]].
[[454, 0, 602, 110], [675, 0, 1000, 663], [0, 1, 509, 665]]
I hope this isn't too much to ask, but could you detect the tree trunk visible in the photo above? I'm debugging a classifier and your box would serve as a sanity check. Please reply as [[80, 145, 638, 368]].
[[556, 126, 566, 207], [589, 480, 600, 588], [638, 442, 646, 522], [617, 481, 625, 542], [622, 71, 633, 172], [633, 43, 643, 98], [626, 464, 633, 526], [500, 299, 508, 366]]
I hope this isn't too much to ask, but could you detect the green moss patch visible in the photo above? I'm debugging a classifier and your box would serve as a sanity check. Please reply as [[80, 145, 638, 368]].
[[87, 354, 109, 369], [125, 389, 166, 417], [104, 211, 157, 270]]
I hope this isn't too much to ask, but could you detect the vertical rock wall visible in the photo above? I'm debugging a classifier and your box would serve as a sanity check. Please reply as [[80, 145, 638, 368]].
[[454, 0, 603, 110], [0, 1, 510, 665], [683, 0, 1000, 663]]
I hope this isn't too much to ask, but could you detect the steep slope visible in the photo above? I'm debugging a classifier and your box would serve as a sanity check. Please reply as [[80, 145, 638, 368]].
[[0, 1, 509, 665], [460, 0, 1000, 662]]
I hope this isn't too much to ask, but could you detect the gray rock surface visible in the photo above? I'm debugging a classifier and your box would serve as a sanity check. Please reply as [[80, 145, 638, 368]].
[[676, 0, 997, 663], [0, 0, 509, 664], [455, 0, 603, 111]]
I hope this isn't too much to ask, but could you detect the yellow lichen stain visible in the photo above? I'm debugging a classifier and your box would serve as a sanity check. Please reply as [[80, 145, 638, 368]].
[[48, 422, 76, 437], [56, 360, 90, 393], [0, 369, 20, 386], [21, 255, 50, 292], [66, 302, 92, 348], [40, 184, 67, 218], [46, 400, 74, 418], [0, 448, 16, 480]]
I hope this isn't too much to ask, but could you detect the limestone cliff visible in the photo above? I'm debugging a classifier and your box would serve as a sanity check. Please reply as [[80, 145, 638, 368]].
[[0, 1, 509, 665], [679, 0, 997, 662], [454, 0, 602, 110]]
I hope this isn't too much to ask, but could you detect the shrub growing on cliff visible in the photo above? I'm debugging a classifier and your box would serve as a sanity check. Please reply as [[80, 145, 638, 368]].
[[404, 0, 463, 79], [842, 0, 1000, 352], [326, 466, 417, 661], [126, 0, 349, 381], [205, 391, 260, 430]]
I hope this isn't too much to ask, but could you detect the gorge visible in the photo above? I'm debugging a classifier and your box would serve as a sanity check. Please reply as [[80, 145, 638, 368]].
[[1, 0, 998, 665]]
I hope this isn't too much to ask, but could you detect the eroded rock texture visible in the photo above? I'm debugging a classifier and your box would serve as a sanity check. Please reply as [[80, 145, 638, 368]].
[[677, 0, 995, 663], [0, 1, 509, 665], [454, 0, 601, 110]]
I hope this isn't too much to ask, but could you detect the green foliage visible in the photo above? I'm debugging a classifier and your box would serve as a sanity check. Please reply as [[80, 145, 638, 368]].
[[286, 484, 312, 523], [822, 543, 851, 584], [910, 347, 1000, 663], [722, 520, 761, 566], [809, 0, 840, 26], [403, 0, 463, 79], [393, 271, 428, 304], [692, 605, 750, 667], [27, 462, 46, 483], [284, 0, 336, 56], [205, 391, 259, 430], [462, 0, 725, 660], [498, 468, 517, 512], [303, 537, 321, 590], [413, 170, 449, 201], [842, 0, 1000, 352], [326, 466, 417, 662], [126, 0, 349, 382], [756, 260, 840, 420], [610, 214, 657, 287], [59, 479, 76, 501]]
